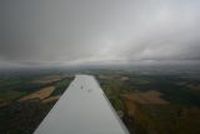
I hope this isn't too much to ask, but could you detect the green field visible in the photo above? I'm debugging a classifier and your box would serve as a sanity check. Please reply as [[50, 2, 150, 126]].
[[0, 67, 200, 134], [96, 70, 200, 134], [0, 70, 73, 134]]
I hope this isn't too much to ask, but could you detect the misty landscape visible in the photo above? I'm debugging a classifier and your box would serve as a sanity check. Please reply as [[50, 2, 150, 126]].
[[1, 0, 200, 134]]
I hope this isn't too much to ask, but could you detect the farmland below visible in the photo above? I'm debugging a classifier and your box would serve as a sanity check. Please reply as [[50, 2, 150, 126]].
[[95, 67, 200, 134], [0, 68, 74, 134], [0, 65, 200, 134]]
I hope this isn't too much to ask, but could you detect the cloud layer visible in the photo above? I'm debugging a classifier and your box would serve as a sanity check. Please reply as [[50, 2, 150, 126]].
[[1, 0, 200, 66]]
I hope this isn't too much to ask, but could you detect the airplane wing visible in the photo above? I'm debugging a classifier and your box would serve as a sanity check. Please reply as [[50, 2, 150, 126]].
[[34, 75, 129, 134]]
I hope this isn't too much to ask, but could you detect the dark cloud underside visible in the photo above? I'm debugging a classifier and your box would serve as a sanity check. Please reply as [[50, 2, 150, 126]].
[[1, 0, 200, 66]]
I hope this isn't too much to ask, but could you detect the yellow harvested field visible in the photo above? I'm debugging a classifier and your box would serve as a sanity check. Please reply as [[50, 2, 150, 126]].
[[121, 76, 129, 81], [187, 84, 200, 91], [122, 90, 169, 117], [31, 75, 62, 84], [19, 86, 55, 102], [0, 102, 8, 108], [42, 96, 60, 103], [0, 99, 9, 107], [123, 90, 169, 105]]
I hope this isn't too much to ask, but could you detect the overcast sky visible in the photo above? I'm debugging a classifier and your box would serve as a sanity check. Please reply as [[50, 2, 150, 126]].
[[1, 0, 200, 67]]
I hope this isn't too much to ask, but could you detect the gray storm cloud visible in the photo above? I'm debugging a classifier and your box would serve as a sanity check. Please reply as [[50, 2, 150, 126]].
[[1, 0, 200, 66]]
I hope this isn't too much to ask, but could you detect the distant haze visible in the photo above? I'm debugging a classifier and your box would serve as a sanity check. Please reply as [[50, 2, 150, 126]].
[[1, 0, 200, 67]]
